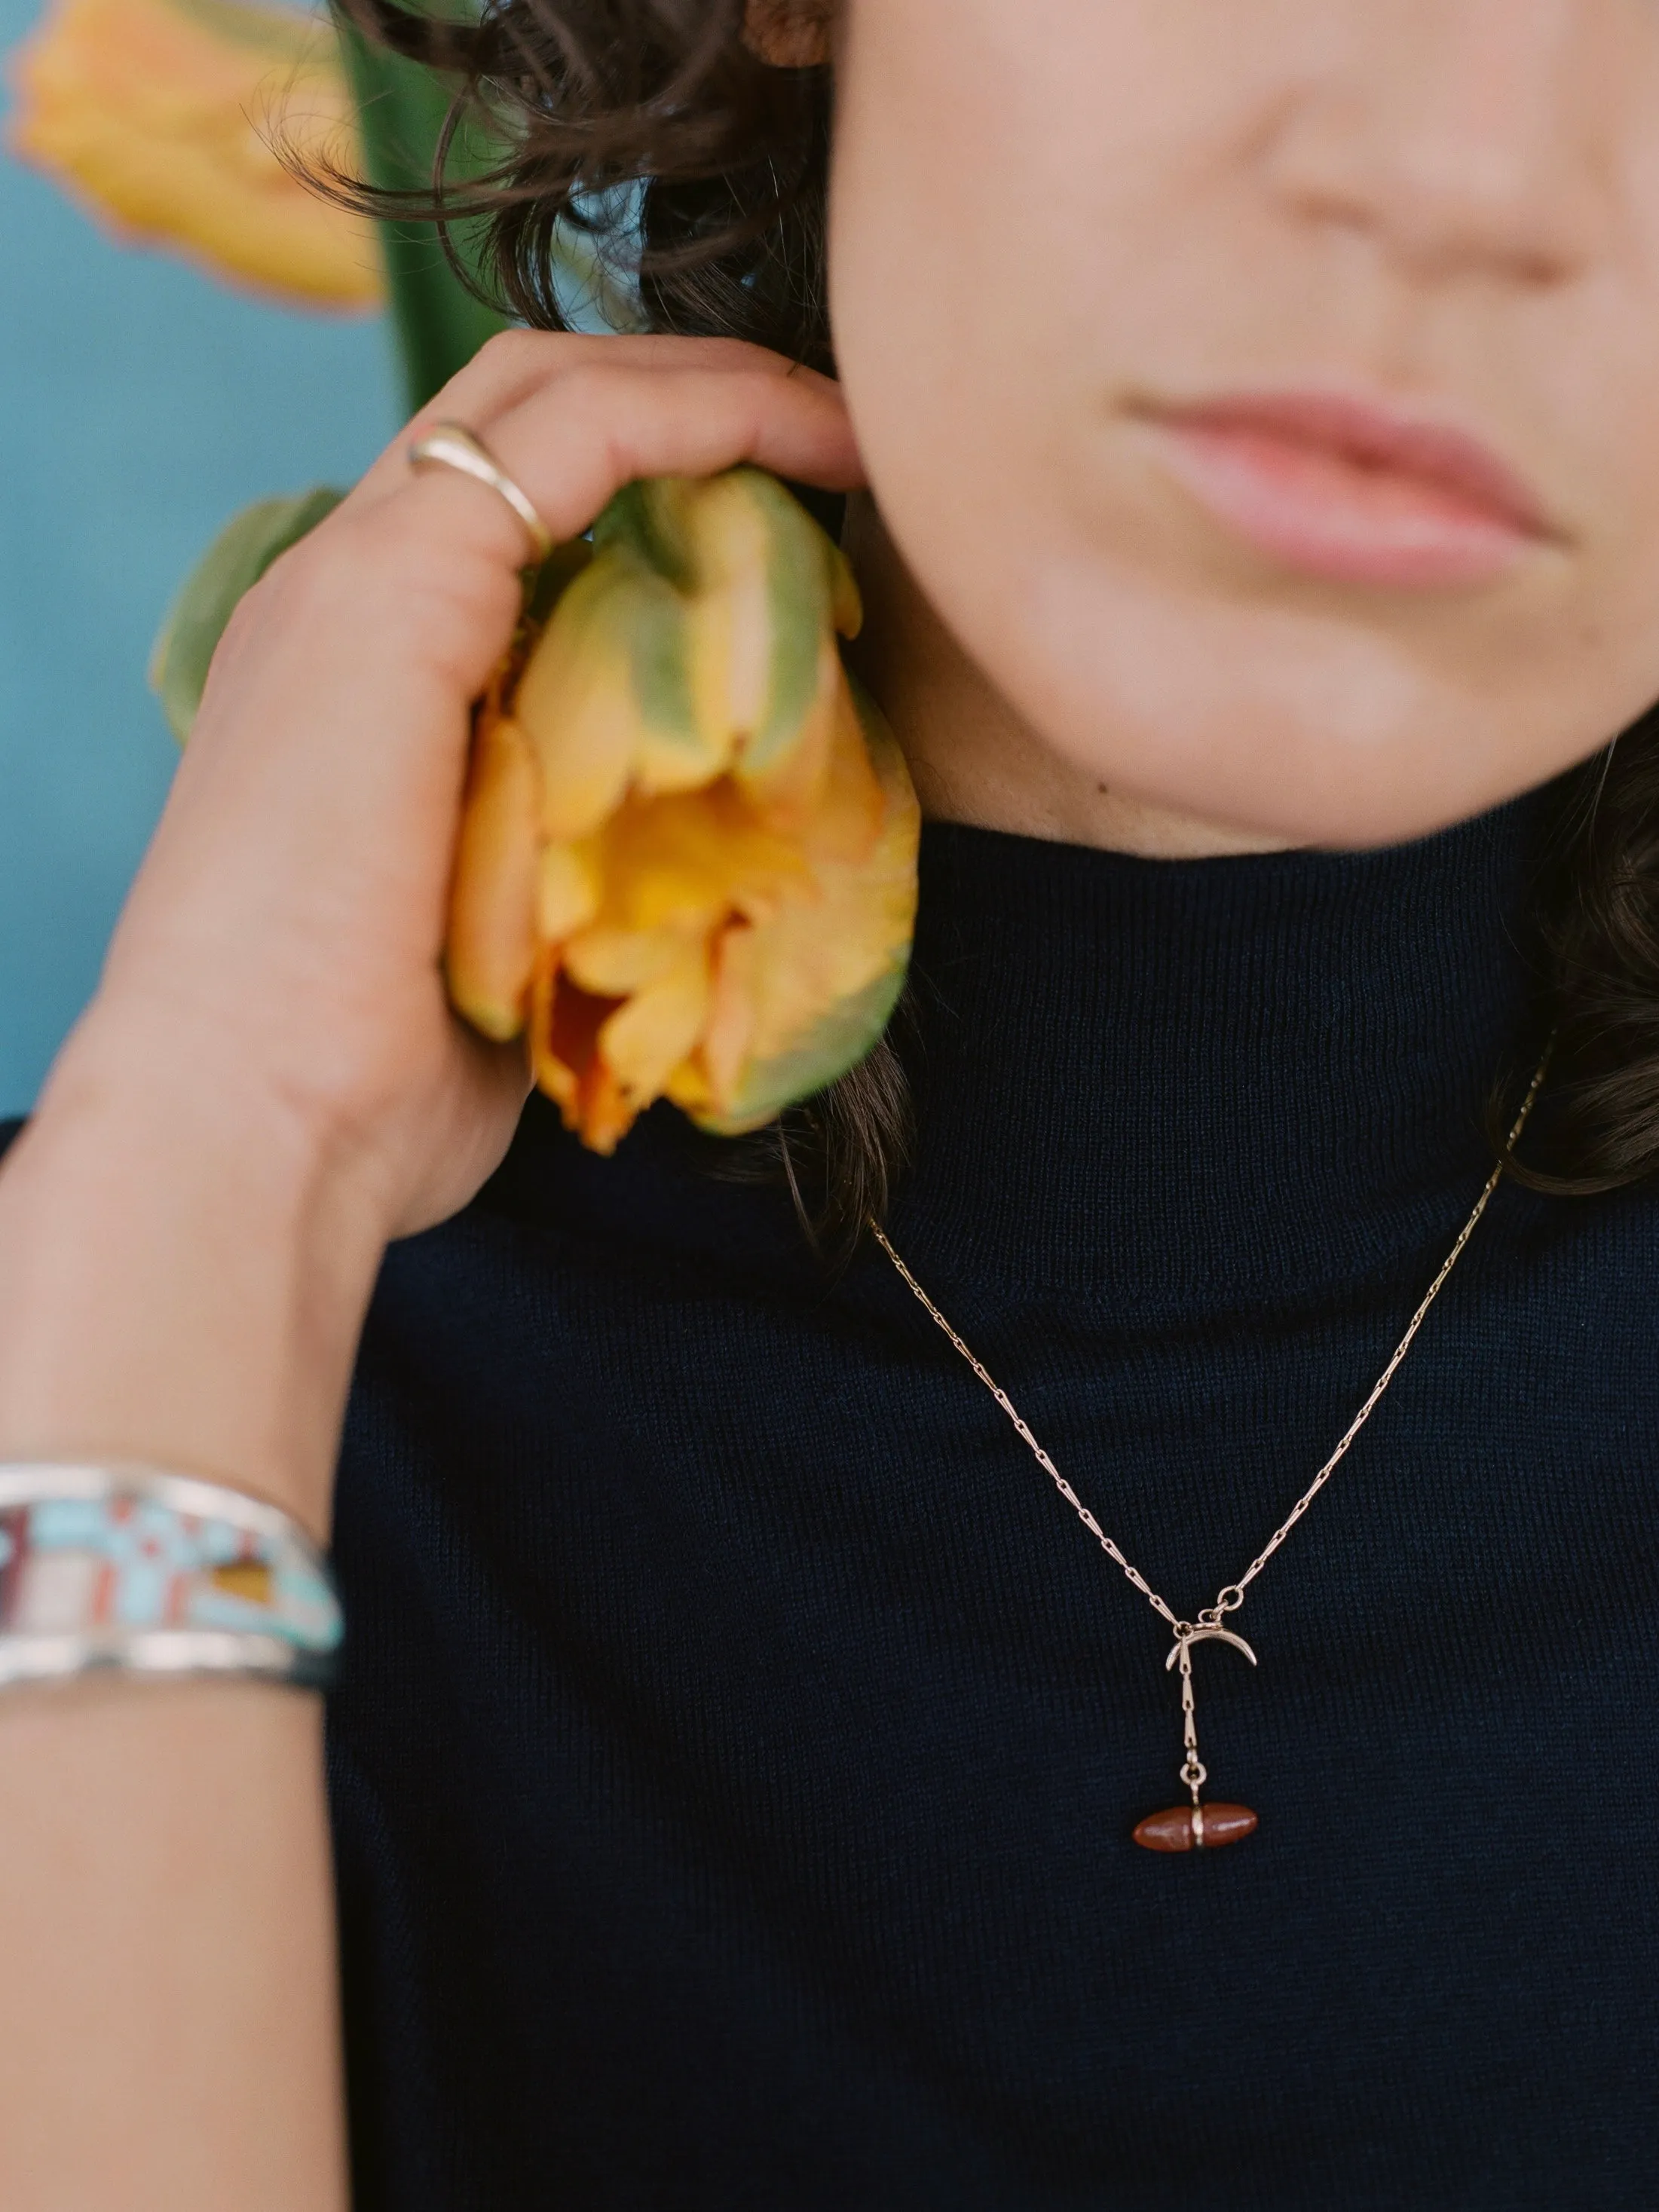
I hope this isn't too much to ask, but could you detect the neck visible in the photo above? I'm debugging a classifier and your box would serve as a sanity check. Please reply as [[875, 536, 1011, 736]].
[[887, 800, 1552, 1299], [842, 493, 1292, 861]]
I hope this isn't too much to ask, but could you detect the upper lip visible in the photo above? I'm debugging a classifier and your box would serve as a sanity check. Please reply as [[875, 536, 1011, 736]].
[[1133, 388, 1557, 542]]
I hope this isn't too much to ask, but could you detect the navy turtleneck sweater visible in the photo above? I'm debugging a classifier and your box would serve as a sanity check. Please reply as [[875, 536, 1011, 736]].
[[322, 791, 1659, 2210]]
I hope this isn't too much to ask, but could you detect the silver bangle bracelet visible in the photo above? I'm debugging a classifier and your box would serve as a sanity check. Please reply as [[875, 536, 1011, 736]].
[[0, 1463, 343, 1693]]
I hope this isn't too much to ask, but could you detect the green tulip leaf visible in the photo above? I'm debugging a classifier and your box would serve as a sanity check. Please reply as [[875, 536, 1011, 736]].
[[149, 486, 344, 743]]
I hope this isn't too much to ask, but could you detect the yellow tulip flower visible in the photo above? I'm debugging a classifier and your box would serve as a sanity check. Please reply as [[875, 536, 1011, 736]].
[[446, 470, 921, 1154]]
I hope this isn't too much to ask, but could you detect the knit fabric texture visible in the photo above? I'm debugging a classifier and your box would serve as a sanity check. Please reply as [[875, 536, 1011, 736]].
[[320, 794, 1657, 2206]]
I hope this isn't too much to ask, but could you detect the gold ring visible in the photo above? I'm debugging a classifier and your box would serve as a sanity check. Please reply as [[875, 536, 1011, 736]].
[[407, 421, 553, 566]]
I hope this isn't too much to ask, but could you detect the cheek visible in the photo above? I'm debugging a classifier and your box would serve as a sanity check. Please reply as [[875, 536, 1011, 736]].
[[863, 381, 1659, 847], [844, 326, 1659, 846], [830, 0, 1659, 847], [831, 0, 1291, 492]]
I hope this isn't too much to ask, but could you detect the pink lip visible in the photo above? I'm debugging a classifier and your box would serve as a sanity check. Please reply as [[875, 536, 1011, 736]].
[[1137, 391, 1553, 589]]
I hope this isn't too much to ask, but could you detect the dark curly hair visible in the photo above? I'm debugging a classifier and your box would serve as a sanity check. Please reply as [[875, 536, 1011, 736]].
[[340, 0, 834, 363], [342, 0, 1659, 1241]]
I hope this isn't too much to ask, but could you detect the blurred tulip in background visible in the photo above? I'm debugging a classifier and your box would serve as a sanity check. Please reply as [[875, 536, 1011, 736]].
[[0, 0, 389, 1115], [8, 0, 383, 308]]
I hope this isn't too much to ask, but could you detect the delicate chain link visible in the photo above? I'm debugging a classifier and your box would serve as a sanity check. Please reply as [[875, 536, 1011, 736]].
[[1176, 1639, 1206, 1797], [871, 1054, 1548, 1640]]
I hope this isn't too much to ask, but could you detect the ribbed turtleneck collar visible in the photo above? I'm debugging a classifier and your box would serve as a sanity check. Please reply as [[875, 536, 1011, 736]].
[[887, 791, 1554, 1308]]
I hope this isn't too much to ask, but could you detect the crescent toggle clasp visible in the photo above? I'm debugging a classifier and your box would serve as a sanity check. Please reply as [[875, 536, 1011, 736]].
[[1165, 1626, 1259, 1669]]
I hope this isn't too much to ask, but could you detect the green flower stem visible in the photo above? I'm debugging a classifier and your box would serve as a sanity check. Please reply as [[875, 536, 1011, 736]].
[[334, 20, 510, 412]]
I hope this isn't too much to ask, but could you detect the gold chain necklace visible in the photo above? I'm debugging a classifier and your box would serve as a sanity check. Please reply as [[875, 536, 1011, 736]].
[[871, 1056, 1547, 1855]]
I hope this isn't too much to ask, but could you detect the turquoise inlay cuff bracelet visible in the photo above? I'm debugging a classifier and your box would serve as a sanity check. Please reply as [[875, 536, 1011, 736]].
[[0, 1464, 343, 1693]]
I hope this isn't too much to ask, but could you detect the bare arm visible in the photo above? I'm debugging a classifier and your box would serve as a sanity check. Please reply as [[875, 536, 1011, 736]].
[[0, 332, 862, 2210]]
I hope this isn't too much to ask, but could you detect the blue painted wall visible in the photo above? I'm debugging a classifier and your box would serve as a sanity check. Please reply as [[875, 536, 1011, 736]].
[[0, 0, 398, 1111]]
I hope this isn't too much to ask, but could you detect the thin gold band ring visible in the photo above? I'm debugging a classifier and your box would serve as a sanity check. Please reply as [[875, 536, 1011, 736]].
[[407, 421, 554, 566]]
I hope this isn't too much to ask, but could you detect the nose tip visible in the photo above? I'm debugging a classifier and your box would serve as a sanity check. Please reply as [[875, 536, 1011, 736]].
[[1260, 8, 1600, 292], [1269, 118, 1588, 289]]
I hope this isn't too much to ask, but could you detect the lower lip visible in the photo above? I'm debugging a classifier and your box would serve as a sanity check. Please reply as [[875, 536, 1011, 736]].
[[1142, 416, 1536, 589]]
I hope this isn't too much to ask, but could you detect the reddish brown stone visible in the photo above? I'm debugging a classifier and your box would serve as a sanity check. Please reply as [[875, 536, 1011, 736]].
[[1133, 1803, 1258, 1853]]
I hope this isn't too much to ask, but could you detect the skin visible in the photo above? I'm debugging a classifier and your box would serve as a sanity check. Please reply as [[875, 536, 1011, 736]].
[[4, 0, 1659, 2197], [832, 0, 1659, 850]]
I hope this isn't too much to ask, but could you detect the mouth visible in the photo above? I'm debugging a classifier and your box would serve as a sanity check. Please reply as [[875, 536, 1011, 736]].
[[1131, 389, 1556, 590]]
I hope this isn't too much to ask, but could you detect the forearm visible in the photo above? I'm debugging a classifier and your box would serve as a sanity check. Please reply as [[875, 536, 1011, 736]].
[[0, 1018, 388, 2210], [0, 1685, 347, 2211]]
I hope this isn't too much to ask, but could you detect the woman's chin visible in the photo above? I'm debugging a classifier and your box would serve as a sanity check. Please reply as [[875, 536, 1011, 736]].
[[987, 569, 1611, 852]]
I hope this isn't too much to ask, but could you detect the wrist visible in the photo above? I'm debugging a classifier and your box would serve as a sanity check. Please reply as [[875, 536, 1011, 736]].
[[51, 984, 409, 1244], [0, 1018, 391, 1539]]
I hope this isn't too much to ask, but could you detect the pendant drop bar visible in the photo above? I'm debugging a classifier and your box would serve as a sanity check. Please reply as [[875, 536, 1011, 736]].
[[1131, 1620, 1260, 1853], [1134, 1803, 1258, 1853]]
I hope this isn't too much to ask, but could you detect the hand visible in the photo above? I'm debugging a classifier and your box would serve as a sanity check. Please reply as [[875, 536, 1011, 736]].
[[80, 333, 864, 1239]]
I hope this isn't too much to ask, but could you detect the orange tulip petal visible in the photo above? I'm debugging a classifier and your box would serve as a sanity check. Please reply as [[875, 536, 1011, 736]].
[[514, 565, 643, 840], [825, 537, 864, 641], [794, 674, 887, 867], [681, 475, 776, 748], [597, 782, 810, 936], [537, 837, 601, 942], [531, 964, 634, 1152], [445, 713, 542, 1041], [563, 925, 685, 997], [693, 697, 920, 1132], [702, 919, 760, 1103], [732, 632, 840, 828], [596, 941, 711, 1107]]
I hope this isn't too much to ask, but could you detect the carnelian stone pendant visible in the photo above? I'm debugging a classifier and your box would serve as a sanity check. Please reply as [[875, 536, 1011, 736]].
[[1133, 1802, 1258, 1853]]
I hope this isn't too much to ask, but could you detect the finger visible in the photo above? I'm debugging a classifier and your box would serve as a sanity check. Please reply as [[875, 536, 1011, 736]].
[[431, 332, 842, 431], [489, 357, 865, 523], [370, 359, 865, 577], [347, 333, 842, 510]]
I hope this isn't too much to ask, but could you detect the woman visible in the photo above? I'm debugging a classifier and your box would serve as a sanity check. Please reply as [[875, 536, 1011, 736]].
[[2, 1, 1657, 2203]]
